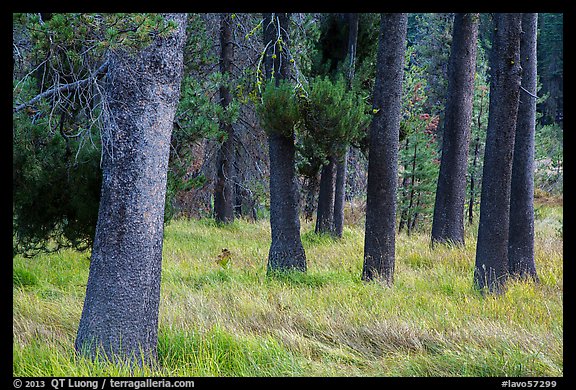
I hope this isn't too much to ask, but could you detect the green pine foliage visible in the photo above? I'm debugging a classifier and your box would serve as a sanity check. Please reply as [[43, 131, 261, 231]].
[[12, 29, 103, 257], [302, 76, 370, 155], [12, 108, 102, 257], [296, 75, 370, 180], [256, 79, 301, 139]]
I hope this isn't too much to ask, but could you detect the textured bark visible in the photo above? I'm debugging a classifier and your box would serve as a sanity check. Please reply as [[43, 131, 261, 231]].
[[214, 13, 235, 224], [474, 13, 522, 294], [267, 132, 307, 272], [362, 13, 407, 284], [431, 13, 479, 246], [75, 14, 187, 365], [263, 13, 306, 273], [315, 157, 336, 235], [508, 13, 539, 281]]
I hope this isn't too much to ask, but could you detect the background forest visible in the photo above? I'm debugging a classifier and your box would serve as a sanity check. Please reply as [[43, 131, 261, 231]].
[[13, 13, 563, 377]]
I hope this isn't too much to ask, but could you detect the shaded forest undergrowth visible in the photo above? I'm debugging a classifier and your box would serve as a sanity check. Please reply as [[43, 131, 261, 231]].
[[13, 201, 562, 376]]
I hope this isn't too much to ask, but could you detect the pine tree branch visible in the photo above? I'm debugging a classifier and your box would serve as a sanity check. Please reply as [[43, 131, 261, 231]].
[[13, 61, 109, 113]]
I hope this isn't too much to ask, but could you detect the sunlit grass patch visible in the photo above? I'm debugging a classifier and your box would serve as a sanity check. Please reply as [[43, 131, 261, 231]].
[[158, 325, 303, 376]]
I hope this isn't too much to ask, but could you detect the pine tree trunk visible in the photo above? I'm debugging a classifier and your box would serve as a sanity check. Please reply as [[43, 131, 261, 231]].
[[508, 13, 539, 281], [233, 140, 244, 218], [474, 13, 522, 294], [304, 174, 319, 222], [214, 13, 235, 224], [362, 13, 407, 284], [75, 13, 187, 365], [468, 85, 486, 225], [333, 148, 348, 238], [332, 13, 359, 238], [333, 13, 359, 239], [264, 13, 306, 273], [398, 137, 410, 233], [315, 156, 336, 235], [234, 178, 243, 217], [431, 13, 479, 246], [267, 131, 307, 272], [410, 193, 422, 233], [468, 135, 480, 224], [406, 141, 418, 237]]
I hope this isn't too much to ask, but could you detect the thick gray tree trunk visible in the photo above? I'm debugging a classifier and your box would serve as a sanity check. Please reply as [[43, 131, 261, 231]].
[[474, 13, 522, 294], [508, 13, 539, 281], [362, 13, 407, 284], [431, 13, 479, 246], [214, 13, 235, 224], [75, 14, 187, 365], [263, 13, 307, 273]]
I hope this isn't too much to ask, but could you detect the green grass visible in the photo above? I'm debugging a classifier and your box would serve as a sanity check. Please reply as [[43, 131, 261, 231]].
[[13, 205, 563, 376]]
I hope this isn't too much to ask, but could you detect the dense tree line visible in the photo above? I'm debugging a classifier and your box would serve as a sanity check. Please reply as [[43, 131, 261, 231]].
[[13, 12, 561, 365]]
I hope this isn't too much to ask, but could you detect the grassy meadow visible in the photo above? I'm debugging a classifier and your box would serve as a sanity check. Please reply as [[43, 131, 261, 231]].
[[13, 200, 563, 377]]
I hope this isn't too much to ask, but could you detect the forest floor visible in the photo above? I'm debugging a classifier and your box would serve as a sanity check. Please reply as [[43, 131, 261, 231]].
[[13, 199, 562, 377]]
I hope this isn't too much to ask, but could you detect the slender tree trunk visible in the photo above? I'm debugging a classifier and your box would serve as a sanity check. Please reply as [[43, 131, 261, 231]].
[[233, 139, 247, 219], [234, 170, 243, 217], [333, 148, 348, 237], [431, 13, 479, 246], [346, 13, 359, 86], [264, 13, 306, 273], [508, 13, 539, 281], [333, 13, 359, 239], [468, 135, 480, 224], [75, 14, 187, 365], [398, 137, 410, 233], [315, 156, 336, 235], [362, 13, 407, 284], [398, 205, 408, 233], [407, 141, 418, 236], [411, 193, 422, 232], [474, 13, 522, 294], [468, 84, 486, 225], [304, 173, 319, 222], [214, 13, 235, 224]]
